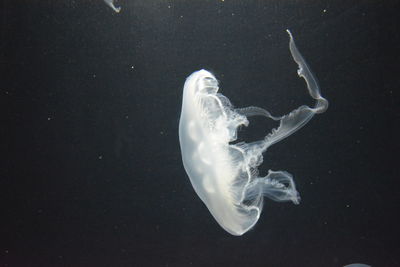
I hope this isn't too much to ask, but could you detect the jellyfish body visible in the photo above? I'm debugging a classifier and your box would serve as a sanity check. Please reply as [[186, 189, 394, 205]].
[[179, 30, 328, 236]]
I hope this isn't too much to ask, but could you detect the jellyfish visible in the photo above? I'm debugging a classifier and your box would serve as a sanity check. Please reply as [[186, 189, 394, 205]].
[[178, 30, 328, 236], [103, 0, 121, 13]]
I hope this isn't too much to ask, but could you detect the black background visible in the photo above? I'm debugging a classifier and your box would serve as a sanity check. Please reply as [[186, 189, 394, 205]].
[[2, 0, 399, 266]]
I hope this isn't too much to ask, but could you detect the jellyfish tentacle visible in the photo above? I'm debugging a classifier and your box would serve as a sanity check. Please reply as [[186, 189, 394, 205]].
[[262, 170, 300, 204], [258, 30, 329, 150], [263, 105, 316, 148], [235, 106, 281, 121], [286, 29, 328, 114], [244, 170, 300, 205]]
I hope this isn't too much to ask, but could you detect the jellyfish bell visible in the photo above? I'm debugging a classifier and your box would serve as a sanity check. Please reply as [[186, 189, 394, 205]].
[[179, 30, 328, 236]]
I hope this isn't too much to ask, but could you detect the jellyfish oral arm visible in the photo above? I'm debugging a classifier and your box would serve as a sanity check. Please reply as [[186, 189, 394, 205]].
[[179, 30, 328, 236], [253, 30, 329, 149], [287, 29, 328, 113]]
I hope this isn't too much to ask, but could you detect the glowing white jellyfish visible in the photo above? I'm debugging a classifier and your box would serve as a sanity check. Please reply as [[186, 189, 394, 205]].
[[178, 30, 328, 236]]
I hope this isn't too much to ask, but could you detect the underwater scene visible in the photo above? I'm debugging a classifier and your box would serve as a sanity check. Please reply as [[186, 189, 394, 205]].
[[2, 1, 399, 266]]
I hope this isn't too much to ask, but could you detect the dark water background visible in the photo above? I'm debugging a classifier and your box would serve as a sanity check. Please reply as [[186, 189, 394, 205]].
[[2, 1, 399, 266]]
